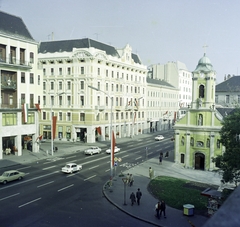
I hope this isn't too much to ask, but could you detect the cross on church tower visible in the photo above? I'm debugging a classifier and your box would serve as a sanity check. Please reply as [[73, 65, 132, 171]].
[[203, 45, 208, 54]]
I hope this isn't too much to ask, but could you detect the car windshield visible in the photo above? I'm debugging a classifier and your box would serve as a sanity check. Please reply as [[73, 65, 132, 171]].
[[2, 172, 9, 177], [65, 165, 71, 168]]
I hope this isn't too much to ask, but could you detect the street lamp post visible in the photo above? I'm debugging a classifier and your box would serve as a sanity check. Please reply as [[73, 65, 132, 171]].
[[88, 85, 113, 179], [50, 92, 65, 156]]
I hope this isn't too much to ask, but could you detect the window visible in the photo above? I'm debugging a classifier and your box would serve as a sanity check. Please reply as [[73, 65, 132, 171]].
[[38, 96, 40, 104], [59, 96, 63, 106], [43, 112, 46, 120], [51, 82, 54, 90], [215, 95, 218, 103], [226, 95, 230, 104], [30, 94, 34, 108], [217, 139, 220, 149], [67, 67, 71, 75], [81, 67, 84, 74], [80, 81, 84, 89], [59, 81, 62, 90], [67, 112, 71, 121], [59, 112, 62, 121], [98, 82, 100, 90], [106, 69, 108, 77], [106, 83, 108, 91], [43, 82, 46, 90], [97, 96, 100, 105], [106, 97, 108, 106], [43, 96, 46, 105], [112, 84, 114, 92], [198, 114, 203, 126], [50, 96, 54, 106], [30, 52, 34, 63], [207, 139, 210, 148], [196, 141, 204, 147], [67, 96, 71, 106], [116, 84, 119, 92], [80, 96, 84, 106], [38, 75, 40, 85], [98, 68, 100, 75], [30, 73, 34, 84], [96, 113, 100, 121], [21, 94, 25, 104], [2, 113, 17, 126], [190, 137, 194, 146], [199, 85, 205, 98], [59, 68, 62, 75], [21, 72, 25, 83], [112, 71, 114, 78], [20, 48, 25, 65], [67, 81, 71, 90], [51, 68, 54, 76], [80, 113, 85, 121], [180, 154, 185, 163], [181, 136, 185, 145], [105, 113, 108, 120]]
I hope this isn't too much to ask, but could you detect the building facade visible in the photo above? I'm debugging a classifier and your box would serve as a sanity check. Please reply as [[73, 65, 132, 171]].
[[38, 39, 148, 143], [174, 54, 223, 170], [148, 61, 192, 108], [146, 77, 179, 131], [0, 11, 42, 159], [215, 75, 240, 107]]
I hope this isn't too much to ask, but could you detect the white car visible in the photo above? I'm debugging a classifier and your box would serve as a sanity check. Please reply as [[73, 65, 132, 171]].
[[106, 146, 120, 154], [84, 146, 102, 155], [61, 163, 82, 173], [155, 135, 164, 141]]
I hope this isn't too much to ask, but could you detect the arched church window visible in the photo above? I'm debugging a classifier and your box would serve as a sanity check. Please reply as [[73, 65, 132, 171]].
[[207, 139, 210, 148], [190, 137, 194, 146], [198, 114, 203, 126], [217, 139, 220, 148], [199, 84, 205, 98], [196, 141, 204, 147], [180, 154, 185, 163], [181, 136, 185, 145]]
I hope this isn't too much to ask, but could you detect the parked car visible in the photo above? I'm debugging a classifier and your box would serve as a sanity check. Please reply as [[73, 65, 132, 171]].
[[84, 146, 102, 155], [0, 170, 25, 184], [106, 146, 120, 154], [61, 163, 82, 174], [155, 135, 164, 141]]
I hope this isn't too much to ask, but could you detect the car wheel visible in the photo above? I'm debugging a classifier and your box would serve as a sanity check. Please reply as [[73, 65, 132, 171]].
[[18, 176, 22, 180], [71, 170, 73, 173], [3, 180, 7, 184]]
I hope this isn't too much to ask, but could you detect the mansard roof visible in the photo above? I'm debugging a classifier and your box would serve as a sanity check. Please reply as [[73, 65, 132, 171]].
[[216, 76, 240, 92], [147, 77, 176, 88], [39, 38, 121, 57], [0, 11, 34, 41]]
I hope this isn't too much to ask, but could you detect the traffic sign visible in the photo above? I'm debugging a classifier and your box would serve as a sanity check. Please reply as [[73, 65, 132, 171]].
[[114, 157, 118, 161], [114, 162, 118, 166], [118, 158, 122, 162]]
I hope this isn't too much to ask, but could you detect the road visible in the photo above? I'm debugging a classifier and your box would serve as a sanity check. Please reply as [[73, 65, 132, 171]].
[[0, 131, 174, 227]]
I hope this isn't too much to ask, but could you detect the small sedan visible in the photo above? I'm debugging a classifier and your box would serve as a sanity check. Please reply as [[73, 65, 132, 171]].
[[106, 146, 120, 154], [155, 135, 164, 141], [0, 170, 25, 184], [84, 146, 102, 155], [61, 163, 82, 174]]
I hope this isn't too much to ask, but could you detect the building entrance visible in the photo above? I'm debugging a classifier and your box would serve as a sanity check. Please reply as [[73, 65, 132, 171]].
[[195, 153, 205, 170]]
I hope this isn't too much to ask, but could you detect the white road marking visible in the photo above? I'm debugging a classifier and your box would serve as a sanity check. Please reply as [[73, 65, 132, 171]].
[[122, 155, 129, 158], [37, 181, 54, 188], [43, 162, 52, 165], [105, 169, 110, 172], [148, 152, 153, 155], [135, 156, 142, 160], [84, 175, 96, 181], [17, 166, 31, 170], [0, 193, 20, 201], [42, 166, 56, 170], [89, 165, 99, 170], [135, 150, 141, 153], [19, 197, 41, 208], [58, 184, 74, 192]]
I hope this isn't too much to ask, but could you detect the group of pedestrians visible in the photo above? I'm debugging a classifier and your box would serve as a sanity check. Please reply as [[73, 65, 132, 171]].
[[130, 188, 142, 206], [126, 173, 134, 187], [155, 200, 167, 219]]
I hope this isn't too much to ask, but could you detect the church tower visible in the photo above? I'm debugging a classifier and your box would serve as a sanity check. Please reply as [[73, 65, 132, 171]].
[[191, 53, 216, 110], [174, 53, 223, 171]]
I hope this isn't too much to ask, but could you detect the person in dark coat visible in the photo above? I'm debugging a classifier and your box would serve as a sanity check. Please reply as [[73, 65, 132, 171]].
[[160, 200, 166, 218], [130, 192, 136, 206], [159, 152, 163, 164], [136, 188, 142, 205], [155, 201, 161, 219]]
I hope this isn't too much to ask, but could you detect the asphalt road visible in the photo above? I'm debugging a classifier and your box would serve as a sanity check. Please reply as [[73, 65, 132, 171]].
[[0, 131, 174, 227]]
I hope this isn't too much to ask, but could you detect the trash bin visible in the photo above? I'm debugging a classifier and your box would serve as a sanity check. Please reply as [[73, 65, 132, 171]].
[[183, 204, 194, 216]]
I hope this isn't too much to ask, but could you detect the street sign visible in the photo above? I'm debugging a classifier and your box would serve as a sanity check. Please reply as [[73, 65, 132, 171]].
[[118, 158, 122, 162], [114, 162, 118, 166], [114, 157, 118, 161]]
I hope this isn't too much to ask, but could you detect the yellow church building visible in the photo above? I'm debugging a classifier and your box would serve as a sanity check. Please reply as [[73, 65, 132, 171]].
[[174, 54, 226, 171]]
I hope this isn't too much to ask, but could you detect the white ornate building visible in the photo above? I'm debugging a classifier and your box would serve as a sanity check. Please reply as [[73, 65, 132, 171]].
[[38, 39, 148, 143]]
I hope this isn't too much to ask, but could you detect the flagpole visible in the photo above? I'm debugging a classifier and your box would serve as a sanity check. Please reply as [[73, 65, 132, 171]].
[[88, 85, 114, 180]]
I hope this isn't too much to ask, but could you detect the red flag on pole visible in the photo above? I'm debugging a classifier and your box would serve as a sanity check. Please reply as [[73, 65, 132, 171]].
[[111, 131, 115, 167]]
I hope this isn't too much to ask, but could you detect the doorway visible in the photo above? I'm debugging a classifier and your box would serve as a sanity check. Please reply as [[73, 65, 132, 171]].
[[195, 153, 205, 170]]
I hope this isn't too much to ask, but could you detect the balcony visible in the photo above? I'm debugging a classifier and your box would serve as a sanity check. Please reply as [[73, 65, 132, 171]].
[[0, 57, 32, 69], [95, 105, 105, 111], [1, 80, 17, 91], [0, 102, 21, 109]]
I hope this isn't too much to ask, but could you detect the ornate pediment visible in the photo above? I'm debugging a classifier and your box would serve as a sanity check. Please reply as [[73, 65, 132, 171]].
[[95, 52, 108, 60], [72, 51, 92, 59]]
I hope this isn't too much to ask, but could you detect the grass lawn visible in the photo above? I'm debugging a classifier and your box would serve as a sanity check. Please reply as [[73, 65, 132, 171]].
[[148, 176, 219, 216]]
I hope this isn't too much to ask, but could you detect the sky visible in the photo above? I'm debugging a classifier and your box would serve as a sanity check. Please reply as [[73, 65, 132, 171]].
[[1, 0, 240, 83]]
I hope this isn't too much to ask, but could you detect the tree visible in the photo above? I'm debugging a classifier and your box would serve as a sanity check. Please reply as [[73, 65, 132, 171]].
[[212, 108, 240, 187]]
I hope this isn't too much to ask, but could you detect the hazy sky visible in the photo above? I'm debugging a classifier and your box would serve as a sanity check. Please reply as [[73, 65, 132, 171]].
[[1, 0, 240, 83]]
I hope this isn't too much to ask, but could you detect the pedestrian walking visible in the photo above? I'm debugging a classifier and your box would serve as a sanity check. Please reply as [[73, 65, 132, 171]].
[[149, 167, 154, 179], [130, 192, 136, 206], [159, 152, 163, 164], [155, 201, 161, 219], [129, 174, 134, 187], [136, 188, 142, 205], [160, 200, 166, 218], [126, 173, 130, 184]]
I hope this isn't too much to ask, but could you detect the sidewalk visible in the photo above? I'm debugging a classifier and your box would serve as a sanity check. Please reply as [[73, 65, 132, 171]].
[[103, 158, 222, 227], [0, 132, 222, 227]]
